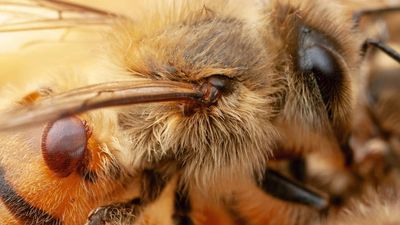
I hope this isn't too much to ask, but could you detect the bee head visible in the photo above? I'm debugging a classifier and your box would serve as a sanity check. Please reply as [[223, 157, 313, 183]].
[[109, 0, 282, 191], [105, 0, 360, 191]]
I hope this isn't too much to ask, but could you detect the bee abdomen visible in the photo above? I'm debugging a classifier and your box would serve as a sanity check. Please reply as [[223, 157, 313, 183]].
[[0, 167, 62, 225]]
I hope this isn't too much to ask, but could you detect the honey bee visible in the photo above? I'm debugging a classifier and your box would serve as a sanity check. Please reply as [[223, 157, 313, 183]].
[[0, 0, 377, 224], [271, 3, 400, 225], [320, 3, 400, 223]]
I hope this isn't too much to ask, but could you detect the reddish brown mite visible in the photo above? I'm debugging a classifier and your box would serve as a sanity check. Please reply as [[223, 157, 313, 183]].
[[41, 116, 91, 177]]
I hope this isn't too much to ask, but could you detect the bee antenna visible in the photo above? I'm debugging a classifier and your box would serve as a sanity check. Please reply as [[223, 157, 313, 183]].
[[361, 38, 400, 64], [353, 6, 400, 28]]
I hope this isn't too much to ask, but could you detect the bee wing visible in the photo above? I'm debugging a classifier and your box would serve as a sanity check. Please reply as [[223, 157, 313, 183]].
[[0, 0, 123, 53], [0, 80, 203, 132], [0, 0, 118, 33]]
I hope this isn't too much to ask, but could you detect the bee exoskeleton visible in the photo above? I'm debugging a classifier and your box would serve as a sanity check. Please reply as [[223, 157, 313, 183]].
[[41, 116, 89, 177]]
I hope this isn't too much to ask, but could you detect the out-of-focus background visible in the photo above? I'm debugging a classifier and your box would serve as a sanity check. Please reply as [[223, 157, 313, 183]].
[[0, 0, 134, 86]]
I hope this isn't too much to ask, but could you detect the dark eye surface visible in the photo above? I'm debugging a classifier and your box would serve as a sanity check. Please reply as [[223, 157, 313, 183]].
[[41, 116, 88, 177], [299, 45, 342, 106], [296, 26, 345, 115]]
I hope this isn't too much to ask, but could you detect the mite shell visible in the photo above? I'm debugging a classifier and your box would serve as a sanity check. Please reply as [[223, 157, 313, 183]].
[[41, 116, 91, 177]]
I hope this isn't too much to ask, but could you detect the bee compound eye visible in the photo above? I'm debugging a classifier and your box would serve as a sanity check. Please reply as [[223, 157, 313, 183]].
[[41, 116, 89, 177], [299, 45, 343, 107]]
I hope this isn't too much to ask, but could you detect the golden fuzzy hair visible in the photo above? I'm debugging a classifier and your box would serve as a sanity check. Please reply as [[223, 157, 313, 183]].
[[105, 0, 282, 194]]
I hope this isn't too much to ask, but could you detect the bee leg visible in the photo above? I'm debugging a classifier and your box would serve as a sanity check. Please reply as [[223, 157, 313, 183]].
[[260, 168, 329, 210], [86, 169, 171, 225], [361, 39, 400, 63], [288, 157, 307, 182], [86, 198, 142, 225], [173, 186, 194, 225]]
